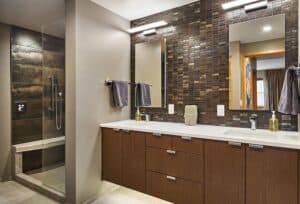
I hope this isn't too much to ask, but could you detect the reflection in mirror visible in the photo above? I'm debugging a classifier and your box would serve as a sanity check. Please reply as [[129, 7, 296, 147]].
[[229, 14, 285, 111], [135, 38, 166, 108]]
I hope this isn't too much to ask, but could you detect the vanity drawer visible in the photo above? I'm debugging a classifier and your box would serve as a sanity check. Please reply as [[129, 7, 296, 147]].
[[147, 171, 203, 204], [146, 133, 172, 149], [146, 147, 203, 182], [172, 136, 204, 155]]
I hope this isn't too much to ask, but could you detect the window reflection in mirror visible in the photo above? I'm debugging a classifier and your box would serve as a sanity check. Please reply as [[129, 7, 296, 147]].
[[135, 38, 166, 108], [229, 14, 285, 111]]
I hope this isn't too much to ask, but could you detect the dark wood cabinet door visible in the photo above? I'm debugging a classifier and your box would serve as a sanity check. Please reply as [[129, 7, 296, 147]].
[[122, 131, 146, 192], [102, 128, 122, 185], [246, 145, 298, 204], [205, 140, 245, 204]]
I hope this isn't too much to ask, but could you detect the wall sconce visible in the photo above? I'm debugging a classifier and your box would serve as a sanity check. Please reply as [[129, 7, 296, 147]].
[[128, 21, 167, 34], [245, 1, 268, 12], [142, 29, 157, 36], [222, 0, 267, 11]]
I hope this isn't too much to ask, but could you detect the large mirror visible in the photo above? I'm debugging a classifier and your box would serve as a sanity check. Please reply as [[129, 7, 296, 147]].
[[135, 38, 166, 108], [229, 14, 285, 111]]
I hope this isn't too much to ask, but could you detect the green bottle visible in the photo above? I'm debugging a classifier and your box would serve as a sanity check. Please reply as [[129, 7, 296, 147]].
[[269, 111, 279, 132]]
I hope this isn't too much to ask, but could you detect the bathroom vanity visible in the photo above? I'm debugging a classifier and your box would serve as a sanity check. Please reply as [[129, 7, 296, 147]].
[[100, 120, 300, 204]]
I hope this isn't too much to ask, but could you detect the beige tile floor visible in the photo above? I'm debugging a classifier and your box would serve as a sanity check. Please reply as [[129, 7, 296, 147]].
[[0, 181, 58, 204], [91, 181, 171, 204], [27, 165, 65, 194], [0, 180, 171, 204]]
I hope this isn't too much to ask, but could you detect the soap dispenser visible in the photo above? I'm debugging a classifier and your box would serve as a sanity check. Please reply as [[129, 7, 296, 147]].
[[269, 111, 279, 132]]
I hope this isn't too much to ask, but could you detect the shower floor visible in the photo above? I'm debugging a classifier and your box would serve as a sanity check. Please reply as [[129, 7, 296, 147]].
[[26, 164, 65, 194]]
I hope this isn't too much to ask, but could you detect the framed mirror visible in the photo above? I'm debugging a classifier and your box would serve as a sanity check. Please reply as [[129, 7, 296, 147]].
[[229, 14, 285, 111], [134, 38, 167, 108]]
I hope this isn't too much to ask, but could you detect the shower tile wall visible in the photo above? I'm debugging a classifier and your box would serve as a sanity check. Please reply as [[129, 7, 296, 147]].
[[131, 0, 298, 131], [11, 27, 65, 172]]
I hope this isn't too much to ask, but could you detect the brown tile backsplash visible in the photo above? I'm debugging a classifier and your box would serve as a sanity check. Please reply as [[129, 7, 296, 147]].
[[131, 0, 298, 131]]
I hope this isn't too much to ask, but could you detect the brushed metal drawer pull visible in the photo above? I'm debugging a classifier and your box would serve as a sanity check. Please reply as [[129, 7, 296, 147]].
[[181, 136, 192, 141], [249, 144, 264, 149], [166, 176, 176, 181], [166, 150, 176, 155], [113, 128, 120, 132], [228, 141, 242, 147], [153, 133, 162, 137], [123, 129, 130, 133]]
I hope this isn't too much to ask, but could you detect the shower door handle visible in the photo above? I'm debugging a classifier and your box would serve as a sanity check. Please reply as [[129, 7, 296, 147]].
[[48, 76, 55, 112]]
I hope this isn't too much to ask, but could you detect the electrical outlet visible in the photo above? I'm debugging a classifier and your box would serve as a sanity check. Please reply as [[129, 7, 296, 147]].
[[217, 105, 225, 117], [168, 104, 175, 115]]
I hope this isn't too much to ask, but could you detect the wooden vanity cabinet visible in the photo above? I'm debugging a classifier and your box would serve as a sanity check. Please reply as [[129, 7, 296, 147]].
[[121, 131, 146, 192], [205, 140, 245, 204], [102, 127, 300, 204], [102, 128, 146, 192], [102, 128, 122, 185], [246, 145, 298, 204]]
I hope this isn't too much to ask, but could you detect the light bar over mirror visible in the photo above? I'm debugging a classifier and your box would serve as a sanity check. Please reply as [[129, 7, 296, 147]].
[[128, 21, 167, 34], [222, 0, 261, 10]]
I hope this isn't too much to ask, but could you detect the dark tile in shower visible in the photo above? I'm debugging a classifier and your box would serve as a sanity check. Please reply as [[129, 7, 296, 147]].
[[11, 45, 43, 66], [11, 84, 43, 101], [23, 150, 42, 173], [12, 118, 42, 144], [11, 27, 42, 50], [11, 63, 43, 85], [42, 35, 65, 53], [12, 100, 42, 120], [42, 68, 65, 86], [43, 51, 65, 69]]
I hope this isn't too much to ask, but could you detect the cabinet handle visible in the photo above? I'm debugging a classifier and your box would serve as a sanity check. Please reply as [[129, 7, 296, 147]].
[[181, 136, 192, 141], [166, 176, 176, 181], [166, 150, 176, 155], [249, 144, 264, 149], [228, 141, 242, 147], [153, 133, 161, 137], [113, 128, 120, 132], [122, 129, 130, 134]]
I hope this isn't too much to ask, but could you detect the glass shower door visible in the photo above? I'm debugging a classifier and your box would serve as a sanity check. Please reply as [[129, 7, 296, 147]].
[[41, 14, 66, 195]]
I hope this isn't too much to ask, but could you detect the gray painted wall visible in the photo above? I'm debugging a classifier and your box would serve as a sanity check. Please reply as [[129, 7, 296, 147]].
[[66, 0, 130, 203], [0, 23, 11, 181]]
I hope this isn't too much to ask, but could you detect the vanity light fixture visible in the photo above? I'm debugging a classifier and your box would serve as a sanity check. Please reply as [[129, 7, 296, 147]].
[[245, 1, 268, 12], [222, 0, 260, 10], [142, 29, 157, 36], [128, 21, 167, 34]]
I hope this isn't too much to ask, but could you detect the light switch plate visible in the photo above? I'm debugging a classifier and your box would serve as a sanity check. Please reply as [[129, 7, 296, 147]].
[[217, 105, 225, 117], [168, 104, 175, 115]]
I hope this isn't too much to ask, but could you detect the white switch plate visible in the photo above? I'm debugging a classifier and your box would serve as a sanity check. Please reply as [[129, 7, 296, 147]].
[[217, 105, 225, 117], [168, 104, 175, 115]]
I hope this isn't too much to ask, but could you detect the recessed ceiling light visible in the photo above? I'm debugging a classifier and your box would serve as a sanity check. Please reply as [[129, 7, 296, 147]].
[[245, 1, 268, 12], [128, 21, 167, 34], [263, 25, 272, 32], [222, 0, 260, 10]]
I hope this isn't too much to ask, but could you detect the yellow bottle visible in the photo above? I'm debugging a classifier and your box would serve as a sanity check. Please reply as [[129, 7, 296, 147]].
[[269, 111, 279, 132], [135, 107, 142, 121]]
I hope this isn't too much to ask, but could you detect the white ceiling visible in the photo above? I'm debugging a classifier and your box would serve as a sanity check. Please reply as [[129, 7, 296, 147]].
[[0, 0, 65, 38], [229, 14, 285, 44], [91, 0, 199, 20]]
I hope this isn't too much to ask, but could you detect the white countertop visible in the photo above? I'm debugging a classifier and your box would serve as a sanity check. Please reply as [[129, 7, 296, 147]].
[[100, 120, 300, 150]]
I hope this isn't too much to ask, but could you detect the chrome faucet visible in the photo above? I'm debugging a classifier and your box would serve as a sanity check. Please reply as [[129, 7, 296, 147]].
[[249, 114, 258, 130]]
